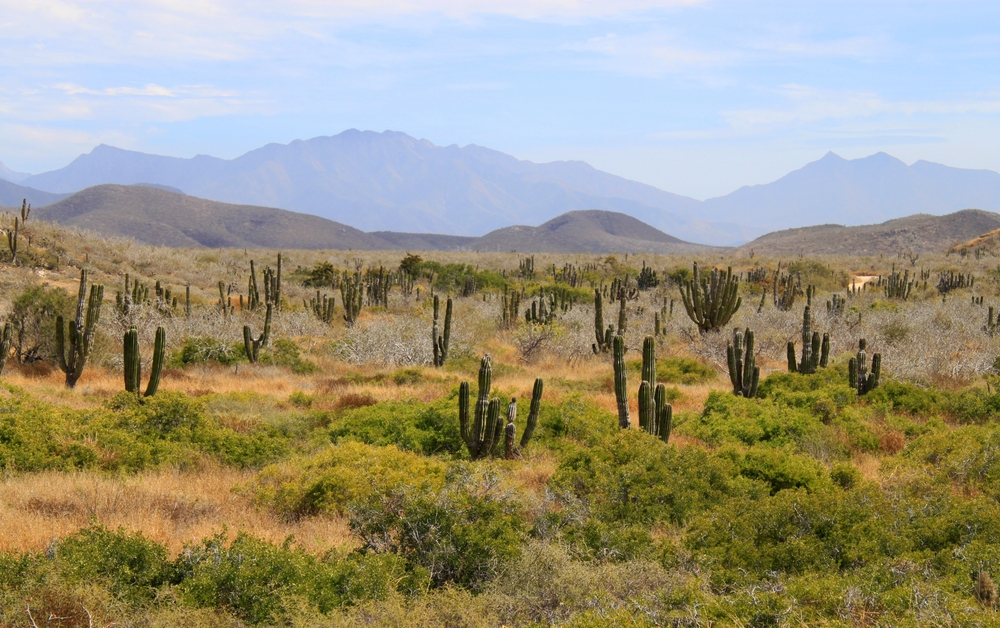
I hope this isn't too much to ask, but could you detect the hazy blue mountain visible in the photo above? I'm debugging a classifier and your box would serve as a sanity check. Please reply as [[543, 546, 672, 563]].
[[0, 161, 31, 184], [20, 130, 739, 243], [18, 135, 1000, 245], [700, 152, 1000, 234], [0, 179, 68, 208]]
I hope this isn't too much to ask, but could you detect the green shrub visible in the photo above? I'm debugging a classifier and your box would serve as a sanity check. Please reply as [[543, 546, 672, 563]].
[[656, 357, 717, 385], [685, 391, 825, 448], [252, 441, 447, 518], [5, 283, 76, 363], [55, 525, 171, 604], [176, 531, 411, 625], [349, 464, 527, 590], [171, 337, 246, 367], [552, 430, 752, 528], [259, 338, 320, 374], [330, 398, 463, 455]]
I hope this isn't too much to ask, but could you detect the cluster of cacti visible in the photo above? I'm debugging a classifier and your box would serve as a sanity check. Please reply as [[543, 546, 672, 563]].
[[773, 271, 798, 311], [745, 267, 768, 283], [153, 281, 177, 311], [458, 355, 543, 459], [937, 270, 974, 295], [553, 263, 581, 287], [56, 270, 104, 388], [501, 287, 522, 328], [307, 291, 335, 323], [0, 322, 13, 377], [637, 262, 659, 290], [518, 256, 535, 278], [364, 266, 391, 307], [592, 289, 620, 354], [609, 275, 639, 301], [636, 336, 672, 442], [432, 295, 452, 367], [524, 292, 557, 325], [883, 267, 913, 300], [461, 276, 477, 298], [124, 325, 166, 397], [243, 303, 272, 363], [217, 281, 235, 318], [827, 293, 846, 316], [679, 263, 742, 333], [7, 217, 20, 265], [340, 272, 363, 326], [116, 274, 149, 317], [727, 328, 759, 398], [247, 260, 263, 310], [848, 338, 881, 395], [973, 295, 985, 306], [787, 306, 830, 375]]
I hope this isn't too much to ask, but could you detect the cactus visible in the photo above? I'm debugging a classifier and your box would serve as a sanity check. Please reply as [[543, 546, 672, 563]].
[[787, 306, 829, 375], [520, 378, 543, 449], [848, 338, 881, 395], [458, 355, 520, 460], [7, 216, 19, 264], [432, 295, 452, 367], [341, 272, 363, 326], [827, 293, 846, 316], [637, 262, 659, 290], [636, 336, 671, 442], [309, 291, 335, 323], [504, 398, 517, 459], [243, 303, 272, 363], [727, 328, 759, 398], [883, 267, 913, 300], [502, 288, 521, 328], [124, 325, 166, 397], [617, 296, 627, 335], [592, 289, 614, 353], [56, 270, 104, 388], [185, 285, 191, 318], [613, 335, 630, 429], [679, 263, 742, 333], [0, 322, 13, 377], [986, 306, 998, 337], [773, 271, 797, 311]]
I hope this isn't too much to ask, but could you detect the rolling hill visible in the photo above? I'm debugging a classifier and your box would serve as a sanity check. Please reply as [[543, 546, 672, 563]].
[[29, 184, 708, 253], [474, 210, 708, 254], [739, 209, 1000, 256], [33, 185, 389, 250]]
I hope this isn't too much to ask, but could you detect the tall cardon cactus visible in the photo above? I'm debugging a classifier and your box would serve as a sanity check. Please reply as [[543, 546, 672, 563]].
[[432, 295, 452, 367], [636, 336, 672, 443], [727, 328, 759, 398], [787, 306, 829, 375], [56, 270, 104, 388], [612, 335, 630, 429], [124, 325, 166, 397], [458, 356, 543, 460], [679, 263, 741, 333], [848, 339, 881, 395]]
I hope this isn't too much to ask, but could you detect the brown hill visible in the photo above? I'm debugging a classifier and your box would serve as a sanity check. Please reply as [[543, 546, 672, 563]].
[[472, 210, 712, 254], [33, 184, 392, 249], [739, 209, 1000, 256], [25, 185, 708, 253]]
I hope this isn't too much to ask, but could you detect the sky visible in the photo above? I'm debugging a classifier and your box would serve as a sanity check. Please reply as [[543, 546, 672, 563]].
[[1, 0, 999, 200]]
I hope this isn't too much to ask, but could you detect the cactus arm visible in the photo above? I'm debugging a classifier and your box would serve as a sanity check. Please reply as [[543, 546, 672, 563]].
[[144, 327, 166, 397], [787, 342, 797, 373], [520, 378, 543, 448], [480, 398, 501, 458], [820, 333, 830, 369]]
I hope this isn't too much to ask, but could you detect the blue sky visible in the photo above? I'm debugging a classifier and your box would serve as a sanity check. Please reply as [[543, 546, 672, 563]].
[[2, 0, 999, 199]]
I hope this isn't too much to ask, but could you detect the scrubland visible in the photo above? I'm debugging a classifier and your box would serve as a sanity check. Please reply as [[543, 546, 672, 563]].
[[3, 217, 1000, 626]]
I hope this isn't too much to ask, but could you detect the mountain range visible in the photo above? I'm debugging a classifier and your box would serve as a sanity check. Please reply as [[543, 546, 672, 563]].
[[5, 130, 1000, 245], [21, 184, 707, 254]]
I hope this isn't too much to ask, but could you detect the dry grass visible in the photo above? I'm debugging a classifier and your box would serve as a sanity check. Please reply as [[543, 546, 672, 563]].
[[0, 466, 352, 556]]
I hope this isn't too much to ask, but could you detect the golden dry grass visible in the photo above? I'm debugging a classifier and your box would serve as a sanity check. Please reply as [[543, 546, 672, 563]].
[[0, 466, 352, 556]]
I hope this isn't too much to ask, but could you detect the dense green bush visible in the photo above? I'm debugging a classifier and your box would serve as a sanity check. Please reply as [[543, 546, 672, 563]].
[[329, 398, 463, 454], [252, 441, 448, 518], [170, 337, 246, 366], [349, 464, 527, 590]]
